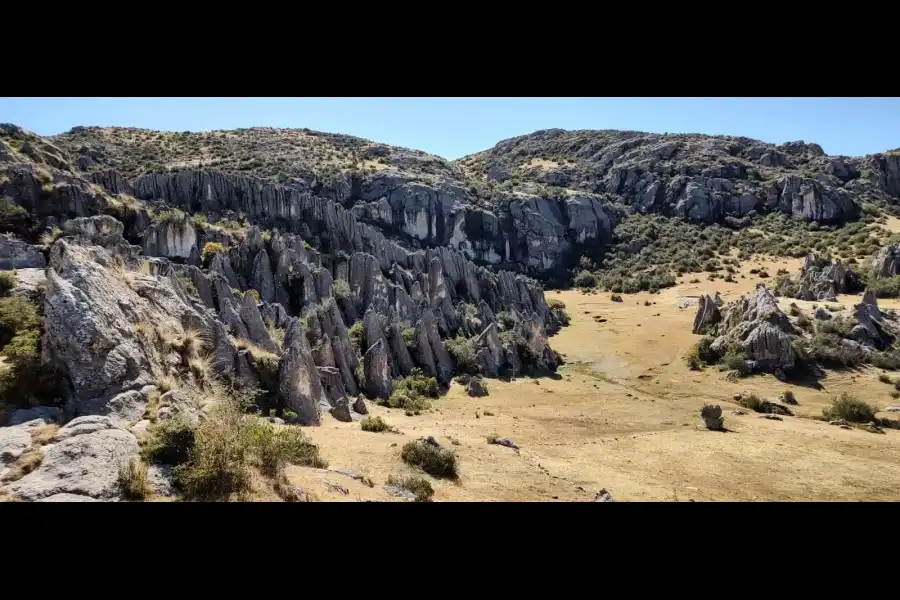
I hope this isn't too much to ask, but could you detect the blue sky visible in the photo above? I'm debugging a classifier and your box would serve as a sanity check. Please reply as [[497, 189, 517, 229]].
[[1, 97, 898, 159]]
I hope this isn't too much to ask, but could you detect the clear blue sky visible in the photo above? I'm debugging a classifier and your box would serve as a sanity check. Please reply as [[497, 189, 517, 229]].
[[1, 97, 898, 159]]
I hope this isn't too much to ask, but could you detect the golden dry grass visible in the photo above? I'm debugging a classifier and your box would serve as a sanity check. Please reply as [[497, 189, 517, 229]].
[[283, 255, 900, 502]]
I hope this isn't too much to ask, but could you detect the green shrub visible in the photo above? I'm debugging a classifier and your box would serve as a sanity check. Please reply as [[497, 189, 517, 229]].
[[0, 197, 31, 234], [574, 270, 597, 288], [246, 420, 327, 476], [871, 351, 900, 371], [879, 373, 893, 384], [822, 393, 877, 423], [348, 320, 364, 354], [141, 415, 197, 465], [399, 323, 416, 347], [722, 346, 750, 375], [0, 295, 58, 409], [444, 335, 478, 375], [386, 474, 434, 502], [737, 393, 766, 412], [395, 368, 439, 398], [400, 438, 458, 479], [782, 390, 797, 405], [383, 389, 431, 412], [152, 208, 187, 224], [0, 272, 16, 297], [200, 241, 225, 266], [333, 279, 350, 300], [497, 311, 516, 330], [360, 416, 397, 433]]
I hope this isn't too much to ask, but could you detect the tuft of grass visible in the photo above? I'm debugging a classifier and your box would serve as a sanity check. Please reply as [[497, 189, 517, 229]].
[[0, 448, 43, 482], [142, 414, 197, 465], [400, 437, 458, 479], [155, 374, 179, 394], [879, 373, 893, 384], [360, 416, 397, 433], [118, 457, 150, 500], [387, 474, 434, 502], [782, 390, 797, 405], [29, 424, 59, 446], [822, 393, 877, 423]]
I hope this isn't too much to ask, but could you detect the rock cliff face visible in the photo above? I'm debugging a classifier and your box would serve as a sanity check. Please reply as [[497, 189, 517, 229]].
[[43, 125, 900, 282]]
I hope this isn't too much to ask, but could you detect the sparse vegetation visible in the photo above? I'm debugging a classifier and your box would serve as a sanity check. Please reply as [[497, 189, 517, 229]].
[[0, 448, 43, 482], [141, 387, 327, 500], [333, 279, 350, 300]]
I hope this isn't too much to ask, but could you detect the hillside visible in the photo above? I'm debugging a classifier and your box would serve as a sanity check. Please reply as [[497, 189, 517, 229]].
[[51, 125, 900, 289], [2, 121, 900, 502]]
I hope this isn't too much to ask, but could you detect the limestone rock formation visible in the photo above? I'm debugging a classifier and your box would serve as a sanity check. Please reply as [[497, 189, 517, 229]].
[[692, 295, 721, 335], [874, 244, 900, 279], [0, 233, 45, 269], [363, 339, 393, 399]]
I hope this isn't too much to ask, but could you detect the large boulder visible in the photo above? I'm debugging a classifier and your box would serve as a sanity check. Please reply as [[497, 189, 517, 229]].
[[6, 419, 139, 502], [42, 239, 212, 416], [0, 233, 46, 269]]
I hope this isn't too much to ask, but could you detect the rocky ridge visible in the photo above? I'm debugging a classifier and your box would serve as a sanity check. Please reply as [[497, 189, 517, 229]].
[[44, 125, 900, 284]]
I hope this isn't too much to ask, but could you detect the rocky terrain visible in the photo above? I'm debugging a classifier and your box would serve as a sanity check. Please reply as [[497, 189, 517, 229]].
[[2, 121, 900, 502]]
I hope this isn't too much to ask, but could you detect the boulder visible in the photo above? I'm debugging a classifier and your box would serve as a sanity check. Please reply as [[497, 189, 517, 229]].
[[0, 233, 46, 269], [353, 394, 368, 415], [7, 425, 139, 501], [466, 377, 488, 397], [329, 398, 353, 423], [701, 404, 724, 430]]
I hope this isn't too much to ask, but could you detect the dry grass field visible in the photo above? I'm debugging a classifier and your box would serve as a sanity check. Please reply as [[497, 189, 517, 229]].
[[278, 256, 900, 502]]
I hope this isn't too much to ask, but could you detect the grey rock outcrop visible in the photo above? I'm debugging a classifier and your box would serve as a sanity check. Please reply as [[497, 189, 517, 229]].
[[363, 339, 393, 399], [7, 420, 139, 501], [42, 239, 213, 415], [874, 244, 900, 279], [794, 253, 850, 302], [238, 292, 278, 353], [141, 217, 197, 259], [329, 398, 353, 422], [466, 377, 488, 397], [278, 321, 327, 426], [0, 233, 46, 269], [697, 286, 796, 375], [692, 295, 721, 335], [251, 249, 275, 303]]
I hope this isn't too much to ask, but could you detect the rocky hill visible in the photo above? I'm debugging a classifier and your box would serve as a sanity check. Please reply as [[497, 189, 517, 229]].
[[3, 121, 900, 502], [50, 126, 900, 288]]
